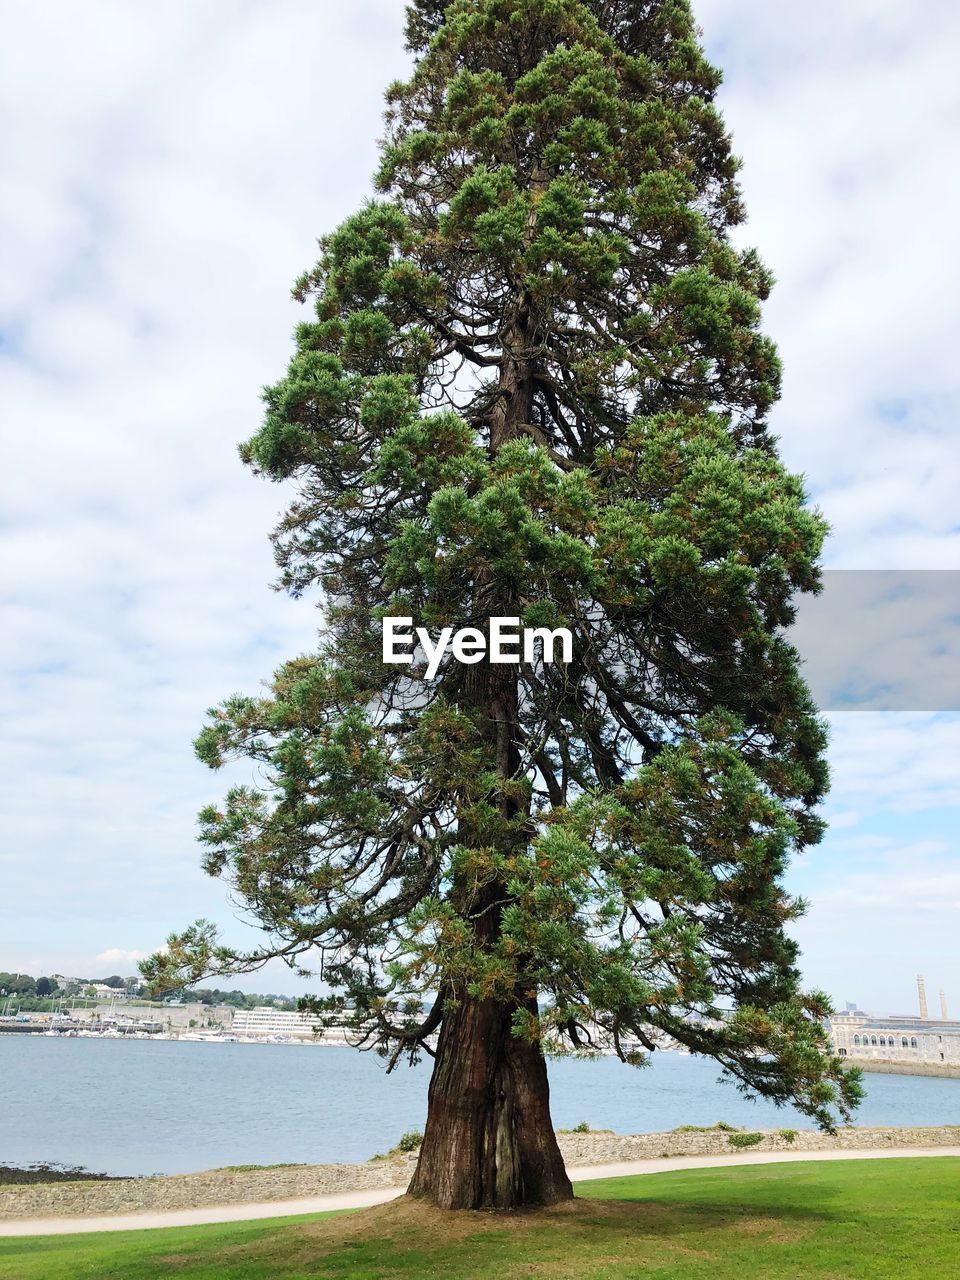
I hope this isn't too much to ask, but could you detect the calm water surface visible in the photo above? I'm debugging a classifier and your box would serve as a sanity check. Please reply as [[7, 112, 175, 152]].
[[2, 1036, 958, 1176]]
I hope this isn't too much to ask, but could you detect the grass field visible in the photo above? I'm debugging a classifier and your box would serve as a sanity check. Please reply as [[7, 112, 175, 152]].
[[1, 1158, 957, 1279]]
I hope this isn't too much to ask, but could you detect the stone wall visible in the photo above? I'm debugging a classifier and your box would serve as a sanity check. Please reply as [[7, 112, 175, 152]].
[[79, 1002, 235, 1030], [857, 1059, 960, 1079], [3, 1125, 959, 1220], [0, 1156, 415, 1219], [554, 1123, 960, 1165]]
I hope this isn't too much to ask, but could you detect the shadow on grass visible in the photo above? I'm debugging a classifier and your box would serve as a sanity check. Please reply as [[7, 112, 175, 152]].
[[234, 1193, 834, 1279]]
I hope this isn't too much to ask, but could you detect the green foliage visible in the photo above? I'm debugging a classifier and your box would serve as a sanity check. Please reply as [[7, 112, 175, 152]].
[[183, 988, 296, 1010], [143, 0, 860, 1133], [779, 1129, 799, 1144], [0, 974, 40, 998], [672, 1121, 737, 1134], [728, 1132, 764, 1150], [371, 1130, 425, 1160], [0, 1162, 115, 1186], [0, 972, 150, 1011]]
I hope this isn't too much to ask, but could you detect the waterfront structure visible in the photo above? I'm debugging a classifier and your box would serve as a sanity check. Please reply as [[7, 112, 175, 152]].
[[830, 1013, 960, 1065], [67, 1001, 234, 1031], [830, 977, 960, 1066], [231, 1007, 352, 1042]]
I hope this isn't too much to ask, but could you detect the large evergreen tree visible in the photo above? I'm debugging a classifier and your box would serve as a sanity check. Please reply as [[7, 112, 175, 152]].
[[144, 0, 860, 1210]]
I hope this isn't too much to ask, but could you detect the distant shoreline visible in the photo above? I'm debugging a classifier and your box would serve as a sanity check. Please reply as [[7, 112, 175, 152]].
[[858, 1058, 960, 1080], [8, 1028, 960, 1077]]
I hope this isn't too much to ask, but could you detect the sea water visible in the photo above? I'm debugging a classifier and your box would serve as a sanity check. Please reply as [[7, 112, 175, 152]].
[[1, 1036, 958, 1177]]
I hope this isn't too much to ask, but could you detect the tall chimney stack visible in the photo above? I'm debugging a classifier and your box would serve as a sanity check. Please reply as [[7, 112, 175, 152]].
[[940, 991, 949, 1020], [918, 974, 928, 1020]]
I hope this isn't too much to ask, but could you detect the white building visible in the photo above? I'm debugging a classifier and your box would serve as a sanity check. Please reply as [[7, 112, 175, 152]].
[[830, 1013, 960, 1066], [230, 1007, 353, 1042], [88, 982, 125, 999]]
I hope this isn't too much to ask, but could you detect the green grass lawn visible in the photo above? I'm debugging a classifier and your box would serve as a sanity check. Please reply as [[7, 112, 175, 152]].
[[1, 1158, 957, 1279]]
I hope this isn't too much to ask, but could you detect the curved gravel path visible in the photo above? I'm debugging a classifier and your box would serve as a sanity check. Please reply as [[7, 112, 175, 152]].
[[3, 1145, 958, 1237]]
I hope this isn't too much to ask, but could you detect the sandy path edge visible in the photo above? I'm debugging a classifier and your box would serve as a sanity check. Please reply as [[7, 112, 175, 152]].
[[2, 1146, 958, 1238]]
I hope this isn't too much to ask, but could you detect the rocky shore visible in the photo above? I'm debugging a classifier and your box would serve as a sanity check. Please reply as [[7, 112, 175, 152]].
[[2, 1124, 958, 1220]]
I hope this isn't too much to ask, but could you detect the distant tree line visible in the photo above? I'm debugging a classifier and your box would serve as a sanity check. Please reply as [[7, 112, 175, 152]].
[[0, 972, 140, 999], [1, 973, 65, 998], [179, 988, 298, 1010], [0, 971, 296, 1010]]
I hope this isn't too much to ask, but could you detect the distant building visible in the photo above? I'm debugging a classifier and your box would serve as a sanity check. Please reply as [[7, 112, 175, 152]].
[[830, 1012, 960, 1065], [831, 978, 960, 1066], [231, 1007, 352, 1042]]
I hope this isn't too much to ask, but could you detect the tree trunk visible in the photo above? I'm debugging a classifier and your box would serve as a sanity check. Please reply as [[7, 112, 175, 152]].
[[408, 266, 572, 1211], [408, 992, 573, 1209]]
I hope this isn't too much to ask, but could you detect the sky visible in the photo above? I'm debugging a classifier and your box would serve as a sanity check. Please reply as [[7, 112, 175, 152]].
[[1, 0, 959, 1015]]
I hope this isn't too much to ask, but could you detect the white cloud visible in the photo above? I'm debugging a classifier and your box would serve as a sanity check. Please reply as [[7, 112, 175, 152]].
[[825, 714, 960, 813], [792, 834, 960, 1014], [1, 2, 959, 999], [697, 0, 960, 568], [0, 1, 408, 983]]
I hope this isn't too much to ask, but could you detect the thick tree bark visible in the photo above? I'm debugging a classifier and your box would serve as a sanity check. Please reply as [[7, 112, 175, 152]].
[[408, 992, 573, 1209]]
